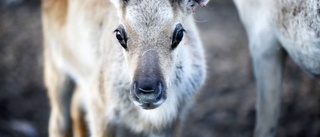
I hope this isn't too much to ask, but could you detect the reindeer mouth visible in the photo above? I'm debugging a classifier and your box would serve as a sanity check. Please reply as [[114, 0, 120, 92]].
[[133, 95, 166, 109], [131, 82, 167, 109]]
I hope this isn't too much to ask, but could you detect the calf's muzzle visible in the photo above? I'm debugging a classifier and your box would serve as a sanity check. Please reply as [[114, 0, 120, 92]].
[[130, 50, 167, 109]]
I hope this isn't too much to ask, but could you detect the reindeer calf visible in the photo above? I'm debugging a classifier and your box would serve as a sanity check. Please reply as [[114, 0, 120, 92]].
[[42, 0, 208, 136], [234, 0, 320, 136]]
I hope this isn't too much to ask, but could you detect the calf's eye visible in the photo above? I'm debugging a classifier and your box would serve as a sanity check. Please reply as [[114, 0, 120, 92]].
[[116, 31, 123, 41], [114, 29, 127, 49], [171, 24, 185, 50]]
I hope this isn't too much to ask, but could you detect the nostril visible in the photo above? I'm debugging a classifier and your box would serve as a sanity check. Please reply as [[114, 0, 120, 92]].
[[132, 81, 164, 100], [139, 88, 155, 93], [131, 80, 166, 108]]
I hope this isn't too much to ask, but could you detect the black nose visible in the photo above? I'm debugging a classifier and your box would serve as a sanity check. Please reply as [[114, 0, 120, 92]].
[[133, 81, 162, 103], [132, 80, 165, 109]]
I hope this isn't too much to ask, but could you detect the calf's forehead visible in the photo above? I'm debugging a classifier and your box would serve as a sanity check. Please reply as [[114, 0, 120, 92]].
[[124, 0, 176, 33]]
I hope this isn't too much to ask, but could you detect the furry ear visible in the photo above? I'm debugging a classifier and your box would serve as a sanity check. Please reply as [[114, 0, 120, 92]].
[[183, 0, 210, 12]]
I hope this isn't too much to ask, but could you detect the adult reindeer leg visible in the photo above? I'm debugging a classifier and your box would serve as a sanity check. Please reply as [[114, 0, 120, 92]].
[[86, 68, 115, 137], [42, 0, 74, 136], [71, 87, 87, 137], [248, 27, 286, 137], [44, 49, 75, 137]]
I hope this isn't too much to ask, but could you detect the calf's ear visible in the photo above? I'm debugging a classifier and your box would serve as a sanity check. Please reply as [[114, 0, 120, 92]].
[[181, 0, 210, 12]]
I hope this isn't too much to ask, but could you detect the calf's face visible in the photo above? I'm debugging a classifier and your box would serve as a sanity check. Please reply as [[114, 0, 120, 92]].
[[111, 0, 186, 109]]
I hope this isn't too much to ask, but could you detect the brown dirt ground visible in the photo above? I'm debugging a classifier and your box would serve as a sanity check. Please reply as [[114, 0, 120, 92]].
[[0, 0, 319, 137]]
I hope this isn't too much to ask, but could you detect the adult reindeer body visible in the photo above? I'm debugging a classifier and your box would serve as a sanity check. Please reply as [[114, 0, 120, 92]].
[[234, 0, 320, 136], [42, 0, 208, 136]]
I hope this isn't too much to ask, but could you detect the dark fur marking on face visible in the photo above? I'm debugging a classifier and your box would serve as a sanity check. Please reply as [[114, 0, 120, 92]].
[[174, 62, 184, 85], [292, 6, 303, 16], [188, 78, 196, 90], [189, 64, 203, 93], [170, 0, 182, 6], [174, 71, 182, 85], [169, 0, 183, 16]]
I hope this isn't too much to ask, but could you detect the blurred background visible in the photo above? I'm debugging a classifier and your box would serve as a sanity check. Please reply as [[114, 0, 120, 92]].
[[0, 0, 319, 137]]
